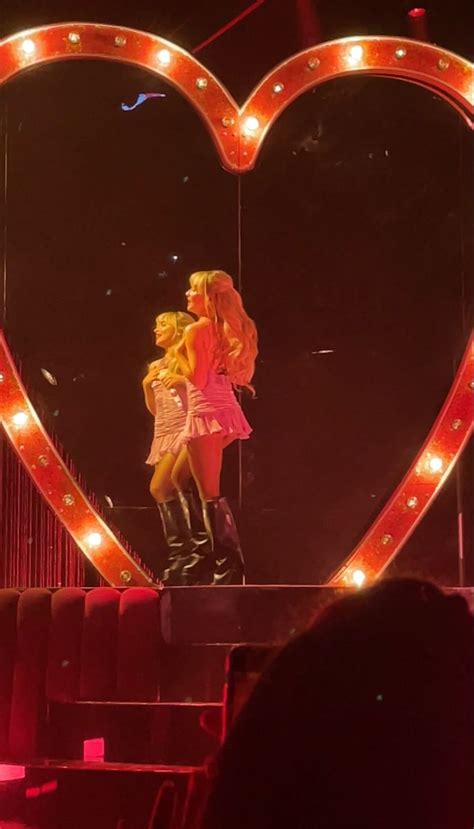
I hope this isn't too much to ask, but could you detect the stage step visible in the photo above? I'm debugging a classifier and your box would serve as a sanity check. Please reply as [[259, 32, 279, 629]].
[[23, 760, 202, 829], [160, 642, 230, 702], [47, 701, 221, 766], [161, 585, 344, 644]]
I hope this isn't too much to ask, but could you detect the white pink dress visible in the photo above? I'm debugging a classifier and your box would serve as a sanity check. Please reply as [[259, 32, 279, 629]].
[[183, 370, 252, 441], [146, 359, 188, 465]]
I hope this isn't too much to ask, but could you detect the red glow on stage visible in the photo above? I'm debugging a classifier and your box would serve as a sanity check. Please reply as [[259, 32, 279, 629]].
[[407, 7, 428, 41], [83, 737, 105, 762], [0, 764, 26, 782], [26, 786, 41, 799], [26, 779, 58, 798], [42, 779, 59, 794]]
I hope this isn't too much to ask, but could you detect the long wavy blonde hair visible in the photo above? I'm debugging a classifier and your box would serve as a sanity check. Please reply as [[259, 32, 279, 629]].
[[154, 310, 194, 374], [189, 270, 258, 391]]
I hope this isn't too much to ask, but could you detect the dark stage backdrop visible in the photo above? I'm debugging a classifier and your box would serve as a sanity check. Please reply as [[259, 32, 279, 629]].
[[1, 60, 472, 584]]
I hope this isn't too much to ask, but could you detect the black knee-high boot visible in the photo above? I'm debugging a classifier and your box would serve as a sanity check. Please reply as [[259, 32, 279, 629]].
[[206, 496, 245, 586], [183, 488, 212, 555], [158, 498, 194, 586], [180, 490, 214, 587]]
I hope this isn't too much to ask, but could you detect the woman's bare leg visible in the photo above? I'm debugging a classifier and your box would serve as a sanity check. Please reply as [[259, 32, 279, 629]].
[[170, 446, 193, 493], [184, 433, 244, 585], [186, 434, 225, 500], [150, 452, 195, 585], [149, 453, 179, 504]]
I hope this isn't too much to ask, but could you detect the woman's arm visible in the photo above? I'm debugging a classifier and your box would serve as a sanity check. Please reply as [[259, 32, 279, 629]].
[[174, 321, 212, 389]]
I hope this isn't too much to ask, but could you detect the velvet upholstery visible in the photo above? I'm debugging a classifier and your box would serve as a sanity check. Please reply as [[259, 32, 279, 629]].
[[0, 587, 161, 760]]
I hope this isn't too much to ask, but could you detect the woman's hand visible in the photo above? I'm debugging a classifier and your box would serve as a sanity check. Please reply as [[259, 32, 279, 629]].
[[160, 371, 186, 389], [142, 362, 161, 388]]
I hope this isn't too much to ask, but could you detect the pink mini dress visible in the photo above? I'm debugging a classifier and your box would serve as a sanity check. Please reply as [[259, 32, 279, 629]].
[[183, 369, 252, 441], [146, 359, 188, 465]]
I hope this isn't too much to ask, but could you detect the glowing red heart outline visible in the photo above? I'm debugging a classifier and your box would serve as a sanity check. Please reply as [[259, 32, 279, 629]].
[[0, 332, 153, 585], [0, 24, 473, 586], [0, 25, 472, 173], [329, 335, 473, 585]]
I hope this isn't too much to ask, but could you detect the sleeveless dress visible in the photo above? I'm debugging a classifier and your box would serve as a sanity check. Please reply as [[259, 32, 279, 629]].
[[146, 359, 188, 465], [183, 370, 252, 441]]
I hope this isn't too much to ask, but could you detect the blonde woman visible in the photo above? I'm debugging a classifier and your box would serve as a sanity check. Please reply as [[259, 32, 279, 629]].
[[160, 271, 258, 585], [143, 310, 206, 585]]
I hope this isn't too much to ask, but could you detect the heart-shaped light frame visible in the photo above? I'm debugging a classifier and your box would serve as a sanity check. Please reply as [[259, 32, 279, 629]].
[[0, 24, 473, 586]]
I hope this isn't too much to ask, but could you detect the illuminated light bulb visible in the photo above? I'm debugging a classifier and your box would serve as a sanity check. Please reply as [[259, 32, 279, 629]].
[[272, 82, 284, 94], [86, 531, 102, 548], [157, 49, 171, 66], [21, 39, 36, 56], [0, 372, 4, 382], [12, 411, 28, 428], [426, 455, 443, 473], [352, 569, 366, 588], [243, 116, 260, 134], [346, 45, 363, 66]]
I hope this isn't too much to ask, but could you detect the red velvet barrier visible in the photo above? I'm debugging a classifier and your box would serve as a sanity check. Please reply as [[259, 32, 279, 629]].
[[116, 588, 161, 701], [8, 589, 52, 759], [80, 588, 121, 700], [46, 588, 86, 702], [0, 589, 20, 756]]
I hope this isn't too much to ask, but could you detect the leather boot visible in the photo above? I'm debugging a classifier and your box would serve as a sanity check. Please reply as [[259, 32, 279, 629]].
[[182, 488, 212, 556], [180, 490, 214, 586], [207, 496, 245, 586], [158, 498, 193, 586]]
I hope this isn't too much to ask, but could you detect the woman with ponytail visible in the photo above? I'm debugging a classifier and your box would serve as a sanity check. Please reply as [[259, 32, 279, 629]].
[[160, 270, 258, 586]]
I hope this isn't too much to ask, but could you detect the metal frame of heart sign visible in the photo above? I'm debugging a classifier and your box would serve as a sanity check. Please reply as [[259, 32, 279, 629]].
[[0, 24, 473, 587]]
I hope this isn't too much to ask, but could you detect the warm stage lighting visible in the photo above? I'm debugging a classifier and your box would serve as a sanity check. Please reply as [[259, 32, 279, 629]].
[[0, 764, 26, 782], [352, 569, 366, 587], [243, 115, 260, 134], [346, 45, 364, 66], [86, 531, 103, 548], [426, 455, 443, 473], [408, 7, 426, 18], [12, 411, 28, 428], [157, 48, 171, 66], [21, 38, 36, 56]]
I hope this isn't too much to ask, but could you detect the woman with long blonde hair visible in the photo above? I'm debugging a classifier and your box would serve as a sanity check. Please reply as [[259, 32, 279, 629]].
[[160, 270, 258, 585], [143, 310, 208, 584]]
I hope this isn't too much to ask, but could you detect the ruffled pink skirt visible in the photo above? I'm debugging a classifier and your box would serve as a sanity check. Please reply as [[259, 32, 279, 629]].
[[146, 430, 187, 465], [183, 374, 252, 442]]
